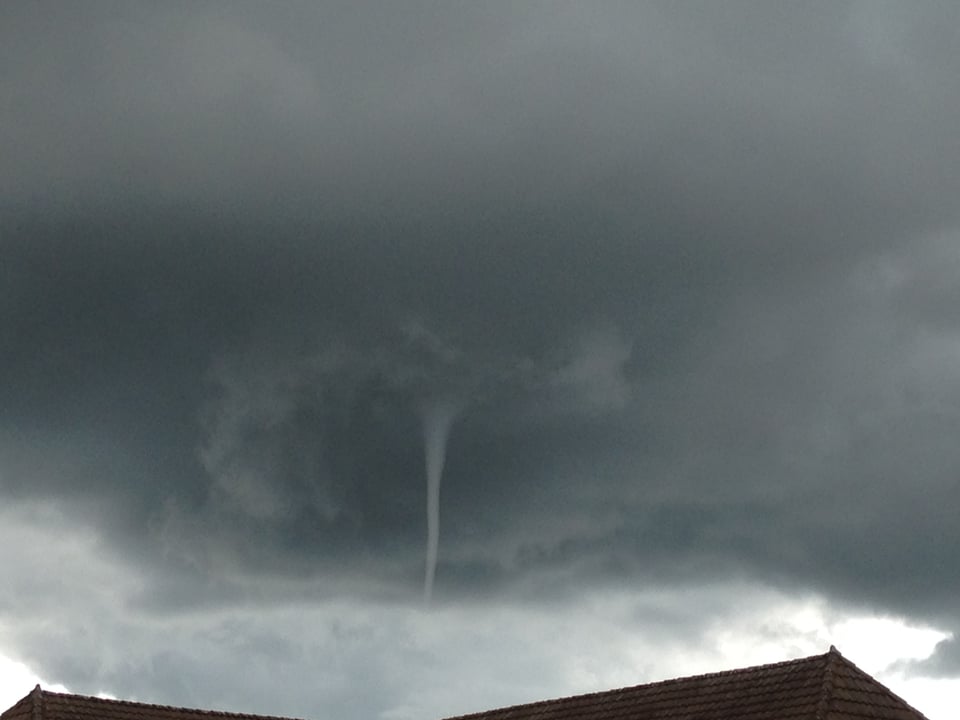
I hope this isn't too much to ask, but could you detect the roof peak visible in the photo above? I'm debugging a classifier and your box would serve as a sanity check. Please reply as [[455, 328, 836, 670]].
[[30, 684, 43, 720], [815, 644, 843, 720]]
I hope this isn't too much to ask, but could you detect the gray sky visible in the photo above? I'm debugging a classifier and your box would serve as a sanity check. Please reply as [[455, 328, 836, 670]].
[[2, 2, 960, 719]]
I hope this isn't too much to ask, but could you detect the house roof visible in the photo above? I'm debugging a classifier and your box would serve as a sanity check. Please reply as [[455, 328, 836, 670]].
[[0, 647, 929, 720], [444, 647, 930, 720], [0, 687, 309, 720]]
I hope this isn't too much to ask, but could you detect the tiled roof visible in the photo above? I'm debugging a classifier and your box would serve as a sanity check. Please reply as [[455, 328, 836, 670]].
[[0, 647, 930, 720], [0, 687, 309, 720], [443, 647, 930, 720]]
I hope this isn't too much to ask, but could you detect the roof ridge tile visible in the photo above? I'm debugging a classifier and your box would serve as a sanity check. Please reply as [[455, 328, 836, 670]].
[[814, 645, 840, 720], [30, 685, 43, 720]]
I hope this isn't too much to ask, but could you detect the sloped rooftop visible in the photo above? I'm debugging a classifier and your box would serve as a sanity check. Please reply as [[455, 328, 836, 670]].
[[0, 646, 930, 720], [445, 647, 929, 720], [0, 688, 308, 720]]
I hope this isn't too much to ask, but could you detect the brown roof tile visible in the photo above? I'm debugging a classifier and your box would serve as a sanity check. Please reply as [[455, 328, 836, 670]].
[[442, 647, 930, 720]]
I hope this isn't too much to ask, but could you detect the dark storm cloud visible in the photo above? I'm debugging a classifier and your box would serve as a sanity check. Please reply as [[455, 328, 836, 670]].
[[907, 636, 960, 678], [3, 1, 960, 715]]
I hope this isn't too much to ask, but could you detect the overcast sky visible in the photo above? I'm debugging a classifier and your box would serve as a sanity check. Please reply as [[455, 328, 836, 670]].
[[3, 2, 960, 719]]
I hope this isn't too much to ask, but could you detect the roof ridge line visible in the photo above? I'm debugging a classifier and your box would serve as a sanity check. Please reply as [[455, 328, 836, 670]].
[[30, 685, 43, 720], [814, 645, 841, 720]]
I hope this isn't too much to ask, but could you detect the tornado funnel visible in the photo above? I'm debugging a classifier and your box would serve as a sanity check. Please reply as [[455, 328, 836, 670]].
[[419, 398, 460, 602]]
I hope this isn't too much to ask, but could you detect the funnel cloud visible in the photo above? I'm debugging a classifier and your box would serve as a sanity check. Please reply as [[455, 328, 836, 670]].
[[419, 399, 462, 602]]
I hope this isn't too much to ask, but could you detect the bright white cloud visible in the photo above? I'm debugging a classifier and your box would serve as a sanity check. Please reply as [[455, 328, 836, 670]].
[[0, 652, 68, 711]]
